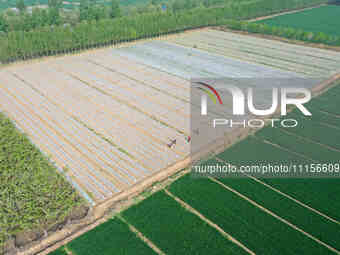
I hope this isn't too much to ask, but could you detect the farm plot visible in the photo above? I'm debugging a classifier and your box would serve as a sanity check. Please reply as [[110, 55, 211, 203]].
[[217, 136, 310, 166], [263, 178, 340, 223], [115, 40, 297, 79], [67, 218, 157, 255], [44, 65, 340, 255], [169, 175, 335, 254], [257, 5, 340, 37], [1, 29, 322, 205], [122, 191, 247, 255], [216, 177, 340, 250], [251, 83, 340, 221], [255, 127, 340, 163], [168, 29, 340, 76], [0, 59, 191, 205]]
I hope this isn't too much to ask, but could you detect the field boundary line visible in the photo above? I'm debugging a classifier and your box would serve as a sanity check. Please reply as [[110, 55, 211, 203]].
[[256, 137, 318, 163], [209, 177, 340, 254], [50, 64, 186, 158], [164, 189, 256, 255], [0, 95, 94, 205], [0, 78, 114, 198], [22, 121, 250, 255], [280, 127, 340, 153], [247, 176, 340, 226], [248, 4, 326, 22], [63, 66, 187, 136], [89, 55, 191, 99], [177, 32, 332, 73], [23, 64, 171, 169], [215, 156, 340, 225], [7, 73, 121, 197], [64, 247, 73, 255], [80, 61, 190, 119], [318, 109, 340, 119], [56, 65, 187, 157], [119, 217, 166, 255], [213, 27, 340, 53]]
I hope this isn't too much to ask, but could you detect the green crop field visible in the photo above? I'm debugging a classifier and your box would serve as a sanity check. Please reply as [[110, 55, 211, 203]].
[[263, 178, 340, 222], [257, 5, 340, 36], [217, 136, 309, 166], [48, 247, 68, 255], [308, 86, 340, 115], [284, 113, 340, 150], [0, 112, 82, 249], [169, 175, 334, 254], [255, 127, 339, 163], [122, 191, 247, 255], [67, 218, 157, 255], [216, 177, 340, 250]]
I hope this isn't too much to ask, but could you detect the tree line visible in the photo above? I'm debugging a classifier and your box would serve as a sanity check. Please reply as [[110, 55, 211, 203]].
[[0, 0, 330, 63], [0, 0, 122, 33]]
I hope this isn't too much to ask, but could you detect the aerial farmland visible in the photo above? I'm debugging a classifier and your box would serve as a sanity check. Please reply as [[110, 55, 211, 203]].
[[2, 0, 340, 254], [1, 29, 340, 207]]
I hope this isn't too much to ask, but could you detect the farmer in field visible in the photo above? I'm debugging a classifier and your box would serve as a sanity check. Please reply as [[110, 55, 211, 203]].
[[167, 139, 177, 148]]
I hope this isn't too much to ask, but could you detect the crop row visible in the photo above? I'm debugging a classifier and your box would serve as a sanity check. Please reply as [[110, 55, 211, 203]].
[[170, 29, 340, 76], [251, 82, 340, 221], [216, 176, 340, 250], [255, 127, 339, 163], [122, 191, 246, 255], [257, 5, 340, 37], [262, 178, 340, 222], [67, 218, 156, 255], [169, 175, 333, 254], [217, 136, 309, 166], [52, 191, 247, 255], [117, 40, 295, 79]]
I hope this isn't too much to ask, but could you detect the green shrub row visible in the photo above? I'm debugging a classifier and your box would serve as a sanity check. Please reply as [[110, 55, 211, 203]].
[[0, 112, 82, 251]]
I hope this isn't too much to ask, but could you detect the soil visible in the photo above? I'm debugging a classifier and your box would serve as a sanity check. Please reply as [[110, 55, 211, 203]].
[[214, 27, 340, 53]]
